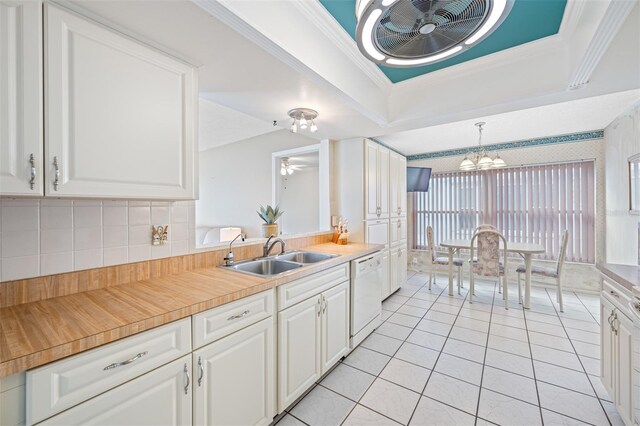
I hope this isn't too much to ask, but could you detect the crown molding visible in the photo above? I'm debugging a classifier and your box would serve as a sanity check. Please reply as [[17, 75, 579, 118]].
[[191, 0, 389, 127], [568, 0, 637, 90], [406, 130, 604, 160], [291, 0, 393, 94], [558, 0, 588, 37], [368, 137, 407, 156]]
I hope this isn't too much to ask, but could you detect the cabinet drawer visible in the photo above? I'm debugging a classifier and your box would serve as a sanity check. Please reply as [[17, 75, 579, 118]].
[[603, 279, 632, 311], [192, 290, 274, 349], [278, 264, 349, 311], [26, 318, 191, 425]]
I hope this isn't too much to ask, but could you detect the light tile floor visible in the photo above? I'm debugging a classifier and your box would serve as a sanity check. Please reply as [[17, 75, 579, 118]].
[[275, 271, 623, 426]]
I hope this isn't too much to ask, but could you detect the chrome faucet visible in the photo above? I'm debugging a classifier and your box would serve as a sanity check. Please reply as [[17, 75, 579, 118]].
[[263, 235, 286, 257], [223, 233, 245, 266]]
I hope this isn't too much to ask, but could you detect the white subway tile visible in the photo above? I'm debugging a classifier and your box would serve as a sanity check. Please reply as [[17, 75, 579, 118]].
[[102, 200, 127, 207], [73, 206, 102, 228], [2, 256, 39, 281], [171, 205, 188, 223], [74, 249, 103, 271], [171, 239, 189, 256], [128, 201, 150, 207], [73, 200, 102, 207], [151, 243, 171, 259], [40, 199, 72, 207], [151, 206, 170, 224], [74, 227, 102, 251], [129, 225, 151, 246], [128, 206, 150, 226], [171, 223, 188, 241], [1, 206, 38, 231], [40, 207, 72, 229], [41, 229, 73, 254], [128, 244, 151, 262], [103, 206, 128, 227], [41, 252, 73, 276], [103, 226, 128, 248], [1, 231, 39, 258], [0, 199, 39, 207], [104, 247, 128, 266]]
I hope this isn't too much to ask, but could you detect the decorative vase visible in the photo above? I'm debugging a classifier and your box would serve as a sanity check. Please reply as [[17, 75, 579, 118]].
[[262, 223, 278, 238]]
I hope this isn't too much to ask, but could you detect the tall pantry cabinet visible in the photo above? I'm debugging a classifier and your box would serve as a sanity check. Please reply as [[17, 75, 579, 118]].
[[336, 139, 408, 300]]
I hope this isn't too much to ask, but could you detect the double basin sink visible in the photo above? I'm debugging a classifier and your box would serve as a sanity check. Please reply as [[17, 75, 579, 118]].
[[221, 251, 339, 278]]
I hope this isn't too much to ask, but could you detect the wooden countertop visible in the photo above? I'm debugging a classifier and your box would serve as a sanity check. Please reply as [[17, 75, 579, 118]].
[[0, 243, 383, 378], [597, 263, 640, 293]]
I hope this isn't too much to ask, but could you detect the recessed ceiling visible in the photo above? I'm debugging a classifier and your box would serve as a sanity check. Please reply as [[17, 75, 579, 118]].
[[378, 89, 640, 156], [319, 0, 567, 83]]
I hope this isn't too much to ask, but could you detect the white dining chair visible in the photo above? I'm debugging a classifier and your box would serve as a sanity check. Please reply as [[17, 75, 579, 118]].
[[516, 230, 569, 312], [469, 228, 509, 308], [426, 226, 464, 294]]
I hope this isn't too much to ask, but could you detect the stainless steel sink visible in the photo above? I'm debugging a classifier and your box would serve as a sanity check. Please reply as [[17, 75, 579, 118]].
[[224, 259, 303, 277], [274, 251, 338, 264]]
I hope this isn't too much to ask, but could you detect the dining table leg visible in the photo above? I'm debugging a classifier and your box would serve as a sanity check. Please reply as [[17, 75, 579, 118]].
[[448, 248, 454, 296], [524, 253, 533, 309]]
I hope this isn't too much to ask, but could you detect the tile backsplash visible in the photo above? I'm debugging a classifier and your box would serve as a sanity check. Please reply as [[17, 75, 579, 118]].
[[0, 199, 195, 282]]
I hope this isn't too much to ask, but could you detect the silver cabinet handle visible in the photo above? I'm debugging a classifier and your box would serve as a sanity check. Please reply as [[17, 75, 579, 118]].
[[322, 295, 327, 314], [183, 363, 190, 395], [103, 351, 148, 371], [317, 297, 321, 317], [29, 154, 36, 189], [197, 356, 204, 387], [52, 156, 60, 191], [397, 220, 401, 229], [227, 310, 250, 321], [609, 290, 619, 298]]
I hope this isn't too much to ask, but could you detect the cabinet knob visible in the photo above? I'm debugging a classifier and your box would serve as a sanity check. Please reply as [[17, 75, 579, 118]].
[[609, 290, 619, 298]]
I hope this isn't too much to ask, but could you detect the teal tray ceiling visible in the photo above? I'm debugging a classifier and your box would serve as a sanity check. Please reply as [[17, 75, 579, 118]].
[[319, 0, 567, 83]]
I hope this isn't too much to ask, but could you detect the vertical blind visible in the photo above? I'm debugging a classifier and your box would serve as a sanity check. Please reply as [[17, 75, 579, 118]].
[[413, 161, 595, 263]]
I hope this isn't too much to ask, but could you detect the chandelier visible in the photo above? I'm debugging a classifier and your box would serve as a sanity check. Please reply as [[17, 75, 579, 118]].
[[459, 122, 506, 171], [288, 108, 318, 133]]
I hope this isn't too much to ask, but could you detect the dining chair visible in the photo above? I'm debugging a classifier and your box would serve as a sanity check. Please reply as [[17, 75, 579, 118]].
[[469, 228, 509, 308], [426, 226, 464, 294], [516, 230, 569, 312]]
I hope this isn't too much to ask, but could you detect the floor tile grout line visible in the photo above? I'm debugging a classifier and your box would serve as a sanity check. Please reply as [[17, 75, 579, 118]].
[[522, 296, 554, 426], [540, 287, 612, 426], [573, 290, 601, 325]]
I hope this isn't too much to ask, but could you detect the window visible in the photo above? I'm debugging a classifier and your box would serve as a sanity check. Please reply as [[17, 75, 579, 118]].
[[413, 161, 595, 263]]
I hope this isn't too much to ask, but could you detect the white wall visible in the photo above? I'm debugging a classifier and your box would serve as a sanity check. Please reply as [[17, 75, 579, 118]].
[[196, 129, 320, 238], [277, 167, 320, 235], [408, 138, 606, 292], [605, 102, 640, 265]]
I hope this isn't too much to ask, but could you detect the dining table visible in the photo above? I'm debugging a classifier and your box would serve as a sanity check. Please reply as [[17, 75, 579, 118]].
[[440, 239, 545, 309]]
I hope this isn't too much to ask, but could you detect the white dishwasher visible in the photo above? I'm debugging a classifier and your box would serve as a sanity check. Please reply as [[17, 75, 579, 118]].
[[350, 252, 383, 348]]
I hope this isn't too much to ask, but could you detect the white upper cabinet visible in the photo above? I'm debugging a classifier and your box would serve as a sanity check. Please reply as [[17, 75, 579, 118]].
[[365, 140, 390, 219], [390, 152, 407, 218], [44, 4, 197, 199], [0, 1, 43, 196]]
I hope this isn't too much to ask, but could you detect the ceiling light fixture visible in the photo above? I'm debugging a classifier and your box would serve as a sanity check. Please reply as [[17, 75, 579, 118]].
[[459, 122, 507, 171], [288, 108, 319, 134], [355, 0, 514, 68]]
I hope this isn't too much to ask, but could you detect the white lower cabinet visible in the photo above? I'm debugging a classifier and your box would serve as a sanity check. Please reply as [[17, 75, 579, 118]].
[[601, 284, 635, 426], [388, 245, 407, 299], [278, 280, 349, 412], [40, 355, 192, 425], [380, 250, 390, 300], [193, 317, 275, 426]]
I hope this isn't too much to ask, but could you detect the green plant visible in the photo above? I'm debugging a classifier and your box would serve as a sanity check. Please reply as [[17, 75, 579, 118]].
[[257, 204, 284, 224]]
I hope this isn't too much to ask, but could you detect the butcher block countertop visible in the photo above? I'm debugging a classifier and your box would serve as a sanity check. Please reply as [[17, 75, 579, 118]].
[[0, 243, 383, 378]]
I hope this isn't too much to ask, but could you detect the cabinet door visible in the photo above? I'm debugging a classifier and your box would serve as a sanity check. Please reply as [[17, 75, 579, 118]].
[[600, 298, 615, 398], [40, 356, 192, 425], [365, 140, 379, 219], [45, 4, 196, 199], [389, 152, 400, 217], [615, 311, 634, 426], [278, 295, 321, 412], [366, 219, 389, 247], [381, 250, 390, 300], [0, 1, 43, 196], [321, 282, 349, 373], [399, 156, 407, 217], [398, 246, 407, 288], [389, 247, 400, 295], [194, 318, 275, 426], [378, 146, 390, 218]]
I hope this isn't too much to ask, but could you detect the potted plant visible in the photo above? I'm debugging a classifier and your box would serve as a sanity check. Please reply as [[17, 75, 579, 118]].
[[257, 204, 284, 238]]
